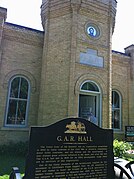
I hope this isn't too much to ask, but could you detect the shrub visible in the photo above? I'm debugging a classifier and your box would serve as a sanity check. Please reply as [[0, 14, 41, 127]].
[[113, 139, 132, 158], [0, 141, 28, 156]]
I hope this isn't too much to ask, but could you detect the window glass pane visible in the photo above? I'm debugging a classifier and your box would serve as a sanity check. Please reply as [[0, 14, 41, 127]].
[[112, 91, 119, 108], [81, 82, 99, 92], [79, 94, 98, 125], [10, 77, 20, 98], [81, 83, 88, 90], [112, 110, 120, 129], [112, 90, 121, 129], [19, 78, 28, 99], [112, 91, 114, 106], [5, 76, 30, 126], [16, 101, 27, 125], [7, 99, 17, 124], [114, 92, 119, 108]]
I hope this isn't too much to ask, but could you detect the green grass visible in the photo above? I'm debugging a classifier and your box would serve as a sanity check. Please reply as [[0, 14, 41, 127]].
[[0, 175, 9, 179], [0, 155, 25, 178]]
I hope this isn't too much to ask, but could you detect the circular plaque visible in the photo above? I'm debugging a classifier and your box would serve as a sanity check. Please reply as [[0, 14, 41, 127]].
[[86, 23, 100, 38]]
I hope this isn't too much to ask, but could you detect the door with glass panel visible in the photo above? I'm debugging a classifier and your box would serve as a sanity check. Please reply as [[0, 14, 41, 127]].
[[79, 81, 101, 126]]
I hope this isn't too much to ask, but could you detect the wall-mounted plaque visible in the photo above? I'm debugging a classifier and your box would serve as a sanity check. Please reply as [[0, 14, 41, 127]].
[[23, 118, 114, 179], [80, 49, 104, 68]]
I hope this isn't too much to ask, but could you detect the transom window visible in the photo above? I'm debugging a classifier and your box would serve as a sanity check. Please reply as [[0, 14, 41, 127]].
[[112, 90, 121, 130], [81, 81, 99, 92], [5, 76, 30, 127]]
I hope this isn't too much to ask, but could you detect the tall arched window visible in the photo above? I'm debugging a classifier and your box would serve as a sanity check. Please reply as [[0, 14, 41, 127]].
[[112, 90, 121, 130], [79, 81, 101, 126], [5, 76, 30, 127]]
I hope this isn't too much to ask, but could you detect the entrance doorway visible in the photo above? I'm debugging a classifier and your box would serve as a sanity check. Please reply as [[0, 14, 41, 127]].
[[79, 81, 101, 126]]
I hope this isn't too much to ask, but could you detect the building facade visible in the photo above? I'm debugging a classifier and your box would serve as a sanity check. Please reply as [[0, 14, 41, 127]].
[[0, 0, 133, 144]]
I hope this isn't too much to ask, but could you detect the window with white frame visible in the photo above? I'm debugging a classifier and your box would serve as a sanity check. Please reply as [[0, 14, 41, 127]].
[[5, 76, 30, 127], [112, 90, 121, 130], [79, 81, 101, 126]]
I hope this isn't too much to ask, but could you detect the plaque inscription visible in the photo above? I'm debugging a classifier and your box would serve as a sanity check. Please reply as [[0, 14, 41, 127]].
[[35, 145, 108, 178]]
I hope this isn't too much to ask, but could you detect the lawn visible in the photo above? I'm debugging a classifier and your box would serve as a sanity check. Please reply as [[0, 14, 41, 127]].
[[0, 155, 25, 178]]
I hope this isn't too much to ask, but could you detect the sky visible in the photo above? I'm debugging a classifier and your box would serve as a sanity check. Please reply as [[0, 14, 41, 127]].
[[0, 0, 134, 53]]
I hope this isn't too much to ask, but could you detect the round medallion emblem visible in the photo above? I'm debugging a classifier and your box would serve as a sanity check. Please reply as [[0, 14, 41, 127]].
[[86, 23, 100, 38]]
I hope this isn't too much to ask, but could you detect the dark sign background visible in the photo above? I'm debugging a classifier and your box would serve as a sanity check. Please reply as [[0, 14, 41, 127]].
[[125, 126, 134, 142], [23, 118, 114, 179]]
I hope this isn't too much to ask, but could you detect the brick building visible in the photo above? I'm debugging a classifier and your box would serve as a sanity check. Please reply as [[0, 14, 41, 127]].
[[0, 0, 133, 144]]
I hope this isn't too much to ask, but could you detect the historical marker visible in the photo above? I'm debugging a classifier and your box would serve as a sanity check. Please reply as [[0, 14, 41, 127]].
[[125, 126, 134, 142], [23, 118, 114, 179]]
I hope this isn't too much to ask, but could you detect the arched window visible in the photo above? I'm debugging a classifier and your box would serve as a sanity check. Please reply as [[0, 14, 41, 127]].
[[79, 81, 101, 126], [81, 81, 99, 92], [5, 76, 30, 127], [112, 90, 121, 130]]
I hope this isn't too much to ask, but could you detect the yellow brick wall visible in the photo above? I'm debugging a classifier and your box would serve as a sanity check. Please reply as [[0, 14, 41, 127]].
[[38, 0, 116, 128], [112, 52, 130, 138], [2, 0, 133, 144], [0, 23, 44, 143]]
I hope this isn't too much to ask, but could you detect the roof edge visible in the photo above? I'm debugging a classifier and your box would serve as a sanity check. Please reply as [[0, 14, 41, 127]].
[[5, 22, 44, 34], [112, 50, 130, 57]]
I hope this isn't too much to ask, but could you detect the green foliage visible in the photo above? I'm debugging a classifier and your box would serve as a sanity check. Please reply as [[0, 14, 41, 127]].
[[0, 174, 24, 179], [131, 144, 134, 150], [0, 155, 25, 176], [113, 139, 132, 158], [0, 175, 9, 179], [0, 142, 27, 176], [0, 141, 28, 156]]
